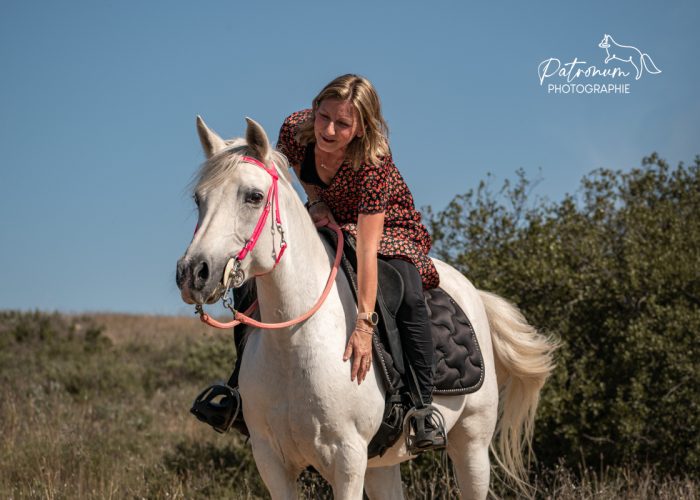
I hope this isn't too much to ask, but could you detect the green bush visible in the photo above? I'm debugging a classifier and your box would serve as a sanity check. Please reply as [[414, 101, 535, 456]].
[[427, 153, 700, 475]]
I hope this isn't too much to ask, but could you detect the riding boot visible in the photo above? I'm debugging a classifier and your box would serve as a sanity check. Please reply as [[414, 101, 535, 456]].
[[223, 331, 249, 436], [226, 281, 256, 436], [383, 258, 446, 453], [405, 365, 446, 453]]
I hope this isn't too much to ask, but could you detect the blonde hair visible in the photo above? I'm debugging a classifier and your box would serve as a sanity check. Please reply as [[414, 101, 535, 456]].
[[296, 74, 389, 169]]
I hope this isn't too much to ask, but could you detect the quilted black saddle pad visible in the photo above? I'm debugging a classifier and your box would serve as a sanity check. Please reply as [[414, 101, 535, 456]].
[[426, 287, 484, 395], [372, 286, 485, 396]]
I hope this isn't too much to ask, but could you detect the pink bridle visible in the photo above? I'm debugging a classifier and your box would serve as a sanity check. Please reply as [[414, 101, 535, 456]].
[[194, 155, 343, 330], [233, 156, 287, 267]]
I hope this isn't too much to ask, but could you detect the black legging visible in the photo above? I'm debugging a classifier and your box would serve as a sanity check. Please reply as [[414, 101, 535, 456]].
[[382, 257, 435, 406]]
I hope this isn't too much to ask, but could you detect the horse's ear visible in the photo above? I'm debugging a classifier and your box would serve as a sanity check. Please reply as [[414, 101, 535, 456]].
[[196, 115, 227, 159], [245, 117, 271, 161]]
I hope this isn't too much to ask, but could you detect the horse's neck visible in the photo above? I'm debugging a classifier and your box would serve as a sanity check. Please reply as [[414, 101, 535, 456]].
[[254, 195, 337, 331]]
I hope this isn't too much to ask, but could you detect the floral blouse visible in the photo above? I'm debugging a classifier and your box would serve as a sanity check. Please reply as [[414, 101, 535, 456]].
[[276, 108, 439, 289]]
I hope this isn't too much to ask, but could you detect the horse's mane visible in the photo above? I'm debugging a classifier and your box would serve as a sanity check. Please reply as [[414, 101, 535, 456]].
[[193, 137, 291, 195]]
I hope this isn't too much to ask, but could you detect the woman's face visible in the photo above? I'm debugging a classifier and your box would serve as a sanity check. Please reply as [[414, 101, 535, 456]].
[[314, 98, 361, 155]]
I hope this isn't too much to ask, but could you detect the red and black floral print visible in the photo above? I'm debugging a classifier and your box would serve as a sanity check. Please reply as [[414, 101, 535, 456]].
[[277, 109, 439, 289]]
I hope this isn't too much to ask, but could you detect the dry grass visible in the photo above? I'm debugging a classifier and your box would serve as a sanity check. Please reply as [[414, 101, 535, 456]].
[[0, 311, 695, 499], [531, 465, 698, 499]]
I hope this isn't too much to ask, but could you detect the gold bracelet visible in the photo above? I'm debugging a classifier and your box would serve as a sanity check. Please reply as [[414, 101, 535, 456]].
[[355, 326, 374, 335]]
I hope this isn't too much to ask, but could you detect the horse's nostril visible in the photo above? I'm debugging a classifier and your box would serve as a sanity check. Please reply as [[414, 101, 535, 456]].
[[197, 261, 209, 282], [190, 257, 211, 291]]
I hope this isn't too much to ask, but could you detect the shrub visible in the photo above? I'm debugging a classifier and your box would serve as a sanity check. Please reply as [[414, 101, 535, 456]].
[[427, 153, 700, 475]]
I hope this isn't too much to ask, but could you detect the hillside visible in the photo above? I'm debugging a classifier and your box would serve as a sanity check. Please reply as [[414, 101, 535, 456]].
[[0, 311, 696, 499]]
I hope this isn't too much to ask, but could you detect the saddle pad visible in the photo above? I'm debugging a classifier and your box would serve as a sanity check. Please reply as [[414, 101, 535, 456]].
[[373, 287, 485, 396], [426, 287, 484, 395]]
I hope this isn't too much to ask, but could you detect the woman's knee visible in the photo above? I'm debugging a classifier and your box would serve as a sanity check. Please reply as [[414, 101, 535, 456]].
[[402, 286, 427, 316], [386, 259, 427, 319]]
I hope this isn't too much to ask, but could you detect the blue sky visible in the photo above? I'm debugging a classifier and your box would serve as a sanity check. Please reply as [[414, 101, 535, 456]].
[[1, 1, 697, 315]]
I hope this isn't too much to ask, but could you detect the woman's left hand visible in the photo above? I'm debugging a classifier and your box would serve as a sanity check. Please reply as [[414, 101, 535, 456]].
[[343, 326, 373, 384]]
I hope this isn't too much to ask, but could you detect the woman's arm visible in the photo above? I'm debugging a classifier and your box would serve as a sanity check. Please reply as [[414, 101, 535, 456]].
[[343, 211, 385, 384], [298, 176, 335, 224], [356, 211, 384, 315]]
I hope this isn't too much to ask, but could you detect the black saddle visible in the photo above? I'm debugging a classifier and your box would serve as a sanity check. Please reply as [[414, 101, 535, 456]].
[[318, 228, 485, 457]]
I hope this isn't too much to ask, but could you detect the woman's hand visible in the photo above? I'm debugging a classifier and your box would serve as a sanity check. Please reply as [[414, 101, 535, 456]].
[[308, 201, 337, 226], [343, 322, 374, 384]]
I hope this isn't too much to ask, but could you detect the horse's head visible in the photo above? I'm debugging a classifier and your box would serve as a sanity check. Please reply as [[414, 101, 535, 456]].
[[176, 116, 291, 305]]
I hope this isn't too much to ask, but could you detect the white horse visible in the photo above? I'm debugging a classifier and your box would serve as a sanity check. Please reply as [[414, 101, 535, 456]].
[[176, 116, 556, 500]]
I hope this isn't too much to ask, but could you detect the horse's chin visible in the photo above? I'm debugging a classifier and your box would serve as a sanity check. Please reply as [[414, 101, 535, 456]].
[[180, 285, 222, 305], [180, 287, 197, 305], [204, 284, 225, 304], [204, 293, 222, 304]]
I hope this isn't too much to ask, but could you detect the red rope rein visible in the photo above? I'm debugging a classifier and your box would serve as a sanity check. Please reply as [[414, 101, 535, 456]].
[[197, 218, 343, 330]]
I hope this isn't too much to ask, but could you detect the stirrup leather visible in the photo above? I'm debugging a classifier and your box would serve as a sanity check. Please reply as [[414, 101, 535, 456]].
[[404, 405, 447, 454]]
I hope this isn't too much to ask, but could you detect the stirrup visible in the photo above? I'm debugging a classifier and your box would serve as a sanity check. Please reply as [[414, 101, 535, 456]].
[[404, 405, 447, 454], [190, 383, 242, 434]]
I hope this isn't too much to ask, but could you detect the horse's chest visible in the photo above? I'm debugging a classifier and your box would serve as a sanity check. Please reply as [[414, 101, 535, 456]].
[[240, 338, 370, 438], [240, 340, 335, 416]]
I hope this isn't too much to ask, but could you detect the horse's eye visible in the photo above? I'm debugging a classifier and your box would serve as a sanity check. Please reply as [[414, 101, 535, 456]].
[[246, 191, 265, 205]]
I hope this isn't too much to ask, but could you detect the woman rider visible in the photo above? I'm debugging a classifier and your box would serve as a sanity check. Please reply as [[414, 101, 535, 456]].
[[276, 74, 444, 450]]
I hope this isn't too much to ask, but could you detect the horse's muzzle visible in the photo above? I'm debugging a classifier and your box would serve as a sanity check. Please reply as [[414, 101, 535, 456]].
[[176, 255, 220, 304]]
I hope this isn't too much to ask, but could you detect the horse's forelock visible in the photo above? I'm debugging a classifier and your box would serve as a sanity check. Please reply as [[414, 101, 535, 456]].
[[193, 139, 291, 195], [193, 141, 246, 195]]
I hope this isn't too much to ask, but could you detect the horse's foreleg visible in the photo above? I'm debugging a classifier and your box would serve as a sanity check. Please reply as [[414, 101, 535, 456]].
[[327, 443, 368, 500], [250, 439, 300, 500], [364, 465, 404, 500], [447, 419, 492, 500]]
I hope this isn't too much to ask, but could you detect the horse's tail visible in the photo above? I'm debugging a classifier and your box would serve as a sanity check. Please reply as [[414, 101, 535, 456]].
[[478, 290, 558, 493]]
